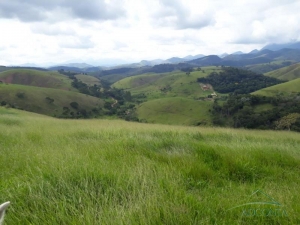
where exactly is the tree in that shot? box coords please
[275,113,300,131]
[16,92,25,99]
[70,102,79,109]
[45,97,54,104]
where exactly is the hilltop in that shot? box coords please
[0,69,75,90]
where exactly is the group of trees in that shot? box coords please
[211,94,300,131]
[197,67,284,94]
[57,69,138,121]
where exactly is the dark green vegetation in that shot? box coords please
[211,94,300,131]
[197,67,283,94]
[1,108,299,224]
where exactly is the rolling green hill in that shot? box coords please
[75,74,101,86]
[0,69,106,117]
[252,78,300,96]
[0,69,75,91]
[265,62,300,81]
[113,67,221,100]
[113,67,221,124]
[1,107,299,224]
[0,83,103,117]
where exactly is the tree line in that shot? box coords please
[197,67,284,94]
[211,94,300,131]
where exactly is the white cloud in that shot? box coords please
[0,0,299,66]
[0,0,126,22]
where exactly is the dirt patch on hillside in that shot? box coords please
[199,83,213,91]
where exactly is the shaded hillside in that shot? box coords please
[0,83,103,117]
[265,63,300,81]
[0,69,75,91]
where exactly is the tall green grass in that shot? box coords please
[0,107,299,224]
[137,97,212,125]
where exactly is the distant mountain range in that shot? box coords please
[262,41,300,51]
[9,41,300,76]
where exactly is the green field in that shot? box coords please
[137,97,212,125]
[75,74,101,86]
[265,63,300,81]
[0,107,299,224]
[252,78,300,96]
[0,69,75,91]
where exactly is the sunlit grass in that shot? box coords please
[0,107,299,224]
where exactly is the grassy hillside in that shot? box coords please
[113,67,221,124]
[265,62,300,81]
[0,107,299,224]
[137,97,212,125]
[0,69,75,91]
[0,83,103,116]
[75,74,101,86]
[246,61,293,74]
[252,78,300,96]
[113,67,221,100]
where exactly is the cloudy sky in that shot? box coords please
[0,0,299,66]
